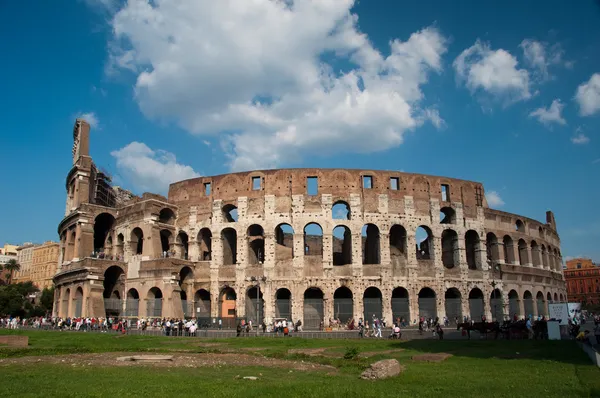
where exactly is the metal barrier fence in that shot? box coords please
[363,298,382,321]
[303,299,324,330]
[147,299,163,318]
[490,298,503,321]
[275,299,291,320]
[469,298,484,320]
[391,298,410,323]
[418,297,436,319]
[333,298,353,323]
[445,298,462,321]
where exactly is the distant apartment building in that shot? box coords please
[564,258,600,305]
[14,243,39,284]
[31,241,60,289]
[0,251,18,284]
[0,243,18,256]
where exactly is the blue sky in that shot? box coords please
[0,0,599,262]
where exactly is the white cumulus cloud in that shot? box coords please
[485,191,505,207]
[111,142,200,194]
[529,99,566,127]
[104,0,448,170]
[76,112,100,129]
[571,133,590,145]
[520,39,566,81]
[453,39,531,105]
[575,73,600,116]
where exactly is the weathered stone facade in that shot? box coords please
[53,119,567,327]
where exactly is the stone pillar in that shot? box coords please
[409,289,419,323]
[382,288,393,325]
[263,283,274,324]
[379,232,391,265]
[437,294,446,320]
[460,293,469,321]
[73,223,82,261]
[496,241,506,264]
[525,247,533,267]
[263,233,275,268]
[518,298,525,319]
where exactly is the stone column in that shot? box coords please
[73,223,82,261]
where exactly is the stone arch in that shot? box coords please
[468,288,484,321]
[490,289,503,321]
[530,240,541,268]
[222,204,238,222]
[160,229,173,255]
[441,229,459,269]
[247,224,265,265]
[416,226,434,260]
[198,228,212,261]
[418,287,437,319]
[518,239,529,265]
[515,219,525,233]
[553,292,558,302]
[103,265,125,300]
[546,291,552,303]
[179,266,194,317]
[363,286,383,321]
[275,223,294,262]
[389,225,407,266]
[303,287,324,330]
[391,287,410,323]
[508,289,520,318]
[158,208,176,224]
[116,233,125,258]
[503,235,515,264]
[73,287,84,318]
[333,286,353,323]
[147,287,163,318]
[130,228,144,255]
[194,289,211,318]
[62,288,70,316]
[465,230,481,270]
[125,288,139,317]
[536,291,546,317]
[221,228,237,265]
[275,288,292,319]
[486,232,499,263]
[303,223,323,257]
[559,293,564,302]
[245,285,264,324]
[523,290,534,317]
[332,201,351,220]
[219,287,236,319]
[332,225,352,266]
[440,207,456,224]
[444,288,462,322]
[176,231,189,260]
[362,224,380,264]
[93,213,115,253]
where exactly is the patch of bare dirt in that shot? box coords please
[411,353,452,363]
[0,352,337,374]
[287,348,342,358]
[359,349,405,358]
[239,347,268,352]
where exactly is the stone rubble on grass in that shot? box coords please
[360,359,403,380]
[243,376,258,380]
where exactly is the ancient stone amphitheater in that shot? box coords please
[53,119,567,328]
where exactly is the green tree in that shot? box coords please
[40,286,55,313]
[3,259,21,284]
[0,281,39,317]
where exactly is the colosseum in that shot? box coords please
[53,119,567,328]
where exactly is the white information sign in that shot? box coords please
[547,321,561,340]
[548,303,569,325]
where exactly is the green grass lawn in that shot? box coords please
[1,329,599,397]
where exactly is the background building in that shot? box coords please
[14,243,38,284]
[0,243,18,256]
[564,258,600,305]
[0,252,18,284]
[31,241,59,289]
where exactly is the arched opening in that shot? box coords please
[198,228,212,261]
[465,230,481,270]
[441,229,459,269]
[518,239,529,265]
[486,233,499,263]
[546,292,552,304]
[93,213,115,254]
[553,293,558,302]
[221,228,237,265]
[508,290,520,318]
[523,291,534,317]
[131,228,144,255]
[362,224,381,264]
[515,219,525,233]
[363,287,382,321]
[194,289,211,318]
[147,287,163,318]
[275,288,291,320]
[490,289,503,321]
[332,225,352,266]
[536,291,546,317]
[177,231,189,260]
[468,288,484,321]
[116,233,125,258]
[503,235,515,264]
[219,287,236,319]
[222,204,238,222]
[418,288,437,319]
[158,208,176,224]
[160,229,173,256]
[247,225,265,265]
[126,288,139,317]
[530,240,541,268]
[559,293,564,302]
[179,266,194,317]
[541,245,548,269]
[391,287,410,324]
[62,288,70,317]
[416,226,433,260]
[303,223,323,257]
[73,287,83,318]
[303,288,324,330]
[332,201,351,220]
[445,288,462,323]
[275,224,294,262]
[333,286,353,323]
[389,225,407,267]
[246,286,264,324]
[440,207,456,224]
[103,265,125,300]
[105,235,113,256]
